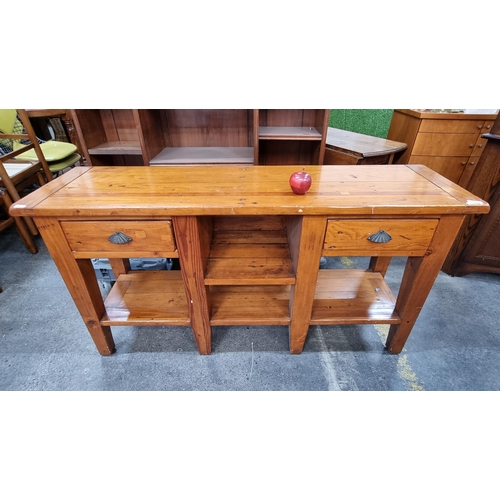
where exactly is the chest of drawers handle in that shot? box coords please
[367,230,393,243]
[108,231,133,244]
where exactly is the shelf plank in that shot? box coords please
[259,126,322,141]
[205,230,295,285]
[149,147,254,165]
[88,141,142,155]
[209,285,291,325]
[101,271,190,326]
[310,270,401,324]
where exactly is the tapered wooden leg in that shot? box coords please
[173,216,212,355]
[368,256,392,277]
[2,191,38,254]
[35,217,115,355]
[288,216,327,354]
[108,258,131,279]
[386,215,465,353]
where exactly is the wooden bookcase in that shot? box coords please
[71,109,330,167]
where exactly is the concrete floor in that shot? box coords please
[1,225,500,391]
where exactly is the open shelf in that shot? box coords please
[310,269,401,325]
[88,141,142,156]
[258,126,323,141]
[149,146,254,165]
[100,271,190,326]
[205,225,295,285]
[209,285,291,325]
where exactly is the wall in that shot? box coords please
[329,109,394,138]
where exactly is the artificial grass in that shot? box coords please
[329,110,394,139]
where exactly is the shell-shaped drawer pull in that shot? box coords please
[367,230,392,243]
[108,231,133,244]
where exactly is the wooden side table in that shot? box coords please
[324,127,407,165]
[10,164,489,356]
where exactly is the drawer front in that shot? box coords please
[408,155,468,184]
[419,119,484,134]
[61,220,176,256]
[413,132,479,156]
[323,219,438,256]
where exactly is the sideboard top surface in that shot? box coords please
[10,165,490,218]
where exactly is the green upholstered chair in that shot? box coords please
[0,109,81,176]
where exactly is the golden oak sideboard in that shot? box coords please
[10,164,489,355]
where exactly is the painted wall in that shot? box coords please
[329,109,394,139]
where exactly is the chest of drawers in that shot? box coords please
[387,109,498,186]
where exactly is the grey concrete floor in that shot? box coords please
[1,225,500,391]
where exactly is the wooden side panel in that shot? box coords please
[387,111,421,164]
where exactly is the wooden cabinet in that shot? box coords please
[387,109,497,185]
[71,109,329,167]
[441,114,500,277]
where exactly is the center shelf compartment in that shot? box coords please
[204,215,295,285]
[310,269,401,325]
[209,285,291,325]
[100,270,190,326]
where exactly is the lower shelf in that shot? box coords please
[88,141,142,155]
[101,271,190,326]
[209,285,291,325]
[98,268,400,328]
[310,269,401,325]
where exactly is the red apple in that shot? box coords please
[289,170,312,194]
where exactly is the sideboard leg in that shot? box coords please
[386,215,465,353]
[288,216,327,354]
[173,216,212,355]
[35,217,115,355]
[368,256,392,277]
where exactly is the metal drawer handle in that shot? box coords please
[108,231,133,244]
[367,230,392,243]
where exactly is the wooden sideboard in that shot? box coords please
[10,164,489,356]
[387,109,498,186]
[324,127,407,165]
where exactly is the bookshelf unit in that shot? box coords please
[71,109,330,167]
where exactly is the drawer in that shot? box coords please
[408,155,468,184]
[61,220,177,257]
[419,119,485,134]
[323,219,438,256]
[412,132,479,156]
